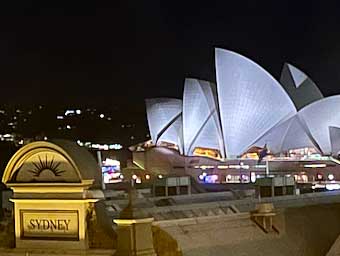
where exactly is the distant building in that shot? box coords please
[131,49,340,188]
[144,48,340,159]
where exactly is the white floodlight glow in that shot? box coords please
[65,110,75,116]
[250,172,256,183]
[326,184,340,191]
[328,174,335,181]
[104,158,120,166]
[304,164,326,168]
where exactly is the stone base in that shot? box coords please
[11,198,97,250]
[114,218,156,256]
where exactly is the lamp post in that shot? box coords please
[113,167,156,256]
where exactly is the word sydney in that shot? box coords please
[28,219,71,232]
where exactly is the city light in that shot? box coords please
[204,174,218,183]
[328,174,335,180]
[255,165,266,168]
[64,110,75,116]
[304,164,327,168]
[326,184,340,191]
[250,172,256,183]
[76,140,123,150]
[109,144,123,150]
[103,158,120,167]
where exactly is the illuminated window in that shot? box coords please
[225,175,241,183]
[193,147,221,160]
[288,147,318,159]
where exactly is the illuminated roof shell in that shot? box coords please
[330,126,340,156]
[215,48,296,157]
[144,49,340,159]
[145,98,183,153]
[182,78,225,157]
[253,115,316,154]
[298,95,340,155]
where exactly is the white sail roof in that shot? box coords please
[182,78,225,157]
[145,98,183,152]
[215,48,296,157]
[298,95,340,155]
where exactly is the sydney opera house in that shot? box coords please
[131,48,340,187]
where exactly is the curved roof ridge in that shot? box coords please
[215,48,296,157]
[280,63,323,110]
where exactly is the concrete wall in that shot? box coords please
[155,203,340,256]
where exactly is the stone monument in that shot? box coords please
[2,140,102,250]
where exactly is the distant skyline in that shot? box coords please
[0,1,340,106]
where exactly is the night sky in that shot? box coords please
[0,1,340,107]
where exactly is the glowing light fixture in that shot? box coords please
[317,173,323,180]
[64,110,75,116]
[204,174,218,183]
[326,184,340,190]
[304,164,326,168]
[250,172,256,183]
[328,174,335,181]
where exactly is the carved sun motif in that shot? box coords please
[29,154,65,177]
